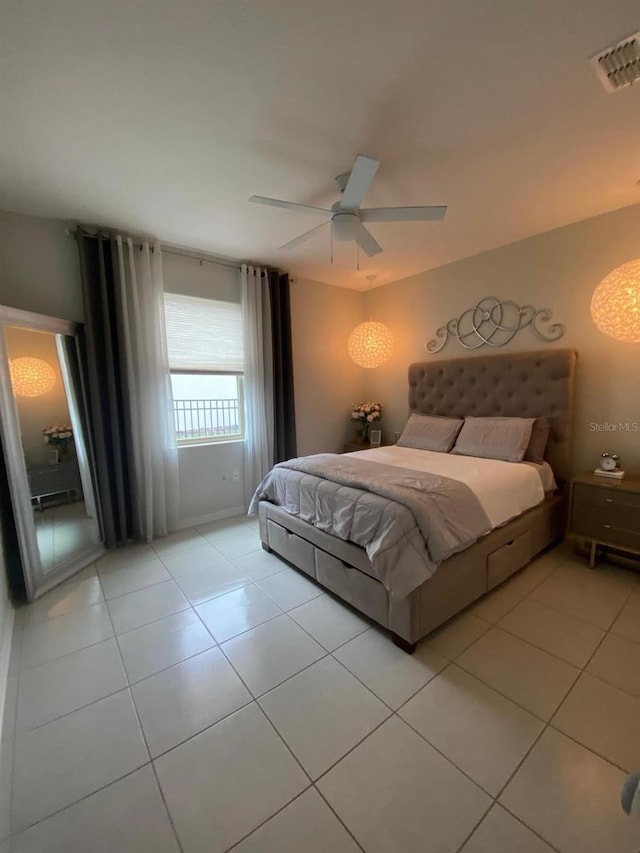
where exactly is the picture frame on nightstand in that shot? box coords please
[369,429,382,447]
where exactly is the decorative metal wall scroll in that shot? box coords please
[425,297,566,354]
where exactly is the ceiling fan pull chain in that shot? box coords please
[330,228,334,265]
[356,240,360,271]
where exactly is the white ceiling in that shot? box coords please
[1,0,639,289]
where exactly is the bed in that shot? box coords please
[255,349,577,652]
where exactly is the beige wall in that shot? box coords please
[0,210,82,322]
[290,277,367,456]
[366,203,640,474]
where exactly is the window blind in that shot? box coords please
[164,293,243,373]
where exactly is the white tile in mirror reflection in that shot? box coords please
[196,584,281,643]
[20,603,113,670]
[132,647,251,757]
[118,610,215,683]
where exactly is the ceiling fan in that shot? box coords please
[249,154,447,257]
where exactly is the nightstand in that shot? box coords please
[568,473,640,568]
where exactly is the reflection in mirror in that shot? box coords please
[4,326,102,573]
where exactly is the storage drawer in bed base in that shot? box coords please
[259,495,564,646]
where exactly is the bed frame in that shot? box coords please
[259,349,577,652]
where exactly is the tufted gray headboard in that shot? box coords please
[408,349,577,485]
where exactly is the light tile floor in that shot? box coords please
[2,518,640,852]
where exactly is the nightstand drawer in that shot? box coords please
[572,505,640,552]
[573,482,640,510]
[572,501,638,533]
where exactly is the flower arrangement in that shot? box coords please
[351,402,383,441]
[42,424,73,446]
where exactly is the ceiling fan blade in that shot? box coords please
[279,221,329,250]
[360,205,448,222]
[339,155,380,211]
[356,224,383,257]
[249,196,332,216]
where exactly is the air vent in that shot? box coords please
[591,32,640,93]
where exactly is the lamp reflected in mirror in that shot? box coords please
[9,357,56,397]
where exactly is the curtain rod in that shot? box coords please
[65,228,242,271]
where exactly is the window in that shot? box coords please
[164,292,244,444]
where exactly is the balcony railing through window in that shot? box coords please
[173,398,241,441]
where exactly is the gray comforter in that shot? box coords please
[250,454,491,598]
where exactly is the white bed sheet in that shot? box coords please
[345,445,549,530]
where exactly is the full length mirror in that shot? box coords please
[0,307,104,599]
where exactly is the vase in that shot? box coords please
[353,423,369,444]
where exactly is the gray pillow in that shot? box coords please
[524,417,551,465]
[451,416,535,463]
[397,413,464,453]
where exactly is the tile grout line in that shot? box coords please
[97,570,186,853]
[9,535,638,849]
[207,610,373,852]
[475,578,638,850]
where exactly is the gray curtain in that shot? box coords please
[77,229,178,547]
[77,231,131,547]
[266,270,297,462]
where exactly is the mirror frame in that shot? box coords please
[0,305,105,599]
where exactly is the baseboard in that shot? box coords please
[0,604,15,744]
[174,506,247,530]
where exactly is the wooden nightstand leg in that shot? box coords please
[589,540,598,569]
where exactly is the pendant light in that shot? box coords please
[591,259,640,343]
[9,357,56,397]
[347,275,395,368]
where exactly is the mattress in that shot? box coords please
[343,445,550,529]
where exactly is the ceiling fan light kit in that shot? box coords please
[249,153,447,262]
